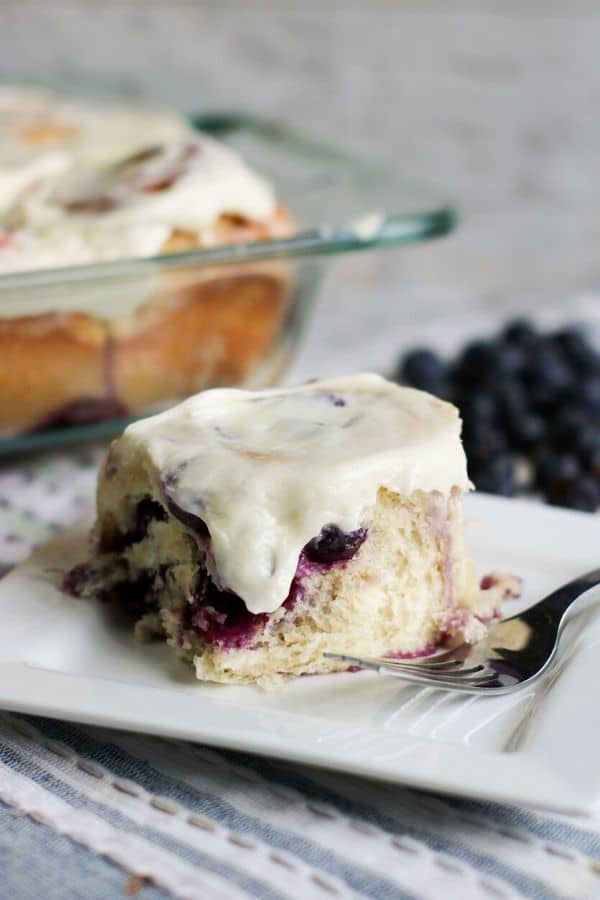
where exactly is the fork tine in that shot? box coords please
[376,659,512,684]
[324,652,485,678]
[370,660,485,677]
[364,667,493,691]
[375,667,503,691]
[384,658,464,670]
[324,568,600,695]
[324,653,504,690]
[385,666,492,682]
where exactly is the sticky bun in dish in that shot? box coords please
[0,88,294,436]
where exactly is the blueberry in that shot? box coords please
[524,382,554,414]
[507,412,547,451]
[552,326,584,354]
[194,572,247,620]
[534,451,581,491]
[495,380,528,427]
[453,338,529,388]
[463,422,507,464]
[137,497,167,529]
[502,318,538,346]
[109,570,157,619]
[580,442,600,478]
[496,341,527,379]
[453,341,498,385]
[433,381,456,402]
[523,346,573,397]
[469,455,517,496]
[552,327,600,375]
[575,426,600,467]
[545,474,600,512]
[303,525,367,564]
[549,408,591,453]
[165,496,210,541]
[457,391,498,427]
[559,380,600,418]
[63,562,92,596]
[398,348,447,394]
[578,376,600,414]
[184,567,268,650]
[397,319,598,509]
[523,356,573,414]
[324,393,346,407]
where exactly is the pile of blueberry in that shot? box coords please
[394,318,600,511]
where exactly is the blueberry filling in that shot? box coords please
[321,392,346,407]
[127,498,168,544]
[105,570,158,620]
[181,570,268,650]
[63,563,159,621]
[179,523,368,651]
[303,525,367,564]
[161,461,189,491]
[98,496,168,553]
[163,494,210,542]
[70,493,368,653]
[62,562,93,596]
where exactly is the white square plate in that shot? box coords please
[0,493,598,815]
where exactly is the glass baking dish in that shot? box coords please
[0,111,456,455]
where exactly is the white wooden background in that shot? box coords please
[2,1,599,378]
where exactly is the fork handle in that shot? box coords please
[541,567,600,621]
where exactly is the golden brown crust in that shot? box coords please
[0,207,294,436]
[17,121,80,145]
[113,266,289,410]
[161,205,293,252]
[0,313,106,435]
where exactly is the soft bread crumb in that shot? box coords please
[94,470,486,683]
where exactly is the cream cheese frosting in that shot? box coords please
[118,374,471,615]
[0,85,191,215]
[0,87,277,277]
[20,137,276,241]
[0,152,71,217]
[0,85,190,161]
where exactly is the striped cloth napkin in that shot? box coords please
[0,449,599,900]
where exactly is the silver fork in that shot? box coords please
[325,568,600,695]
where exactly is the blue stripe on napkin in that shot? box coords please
[0,799,170,900]
[0,739,286,900]
[26,716,417,900]
[443,795,600,858]
[200,745,568,900]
